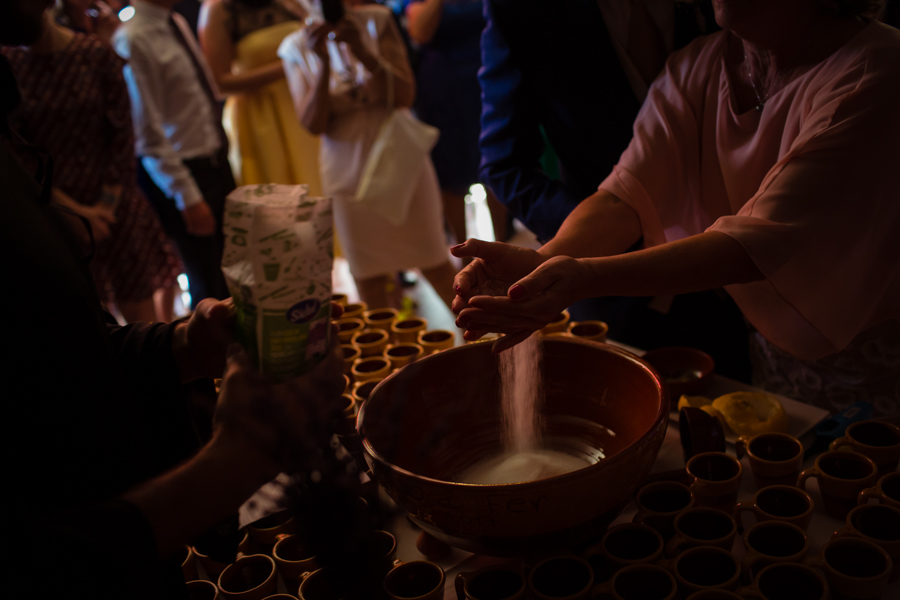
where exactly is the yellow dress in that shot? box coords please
[223,20,322,194]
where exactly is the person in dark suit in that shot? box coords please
[477,0,754,382]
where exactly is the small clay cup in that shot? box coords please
[830,420,900,477]
[803,537,893,600]
[858,471,900,509]
[680,407,727,462]
[178,544,198,582]
[351,356,391,382]
[567,320,608,342]
[417,329,455,354]
[540,310,570,335]
[186,580,220,600]
[736,563,828,600]
[273,534,319,586]
[343,374,351,394]
[835,504,900,581]
[218,554,278,600]
[735,432,803,490]
[584,523,665,571]
[686,452,743,514]
[734,485,815,533]
[336,318,366,344]
[591,564,677,600]
[798,451,878,520]
[298,568,341,600]
[247,510,295,545]
[383,343,423,370]
[352,329,390,358]
[366,530,398,576]
[664,546,741,595]
[632,481,695,541]
[740,520,809,584]
[342,302,367,320]
[527,555,594,600]
[192,546,229,578]
[383,560,445,600]
[352,380,380,405]
[342,344,361,375]
[642,347,714,397]
[364,308,399,333]
[455,565,526,600]
[391,317,428,344]
[331,293,348,306]
[666,507,737,557]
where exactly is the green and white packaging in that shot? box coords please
[222,184,334,382]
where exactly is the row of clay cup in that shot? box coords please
[538,310,610,342]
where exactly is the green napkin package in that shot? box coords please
[222,185,334,381]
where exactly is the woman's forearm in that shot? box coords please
[354,48,415,108]
[541,189,644,260]
[406,0,444,45]
[299,61,332,135]
[579,231,764,300]
[215,61,286,95]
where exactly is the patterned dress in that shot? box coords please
[3,34,183,304]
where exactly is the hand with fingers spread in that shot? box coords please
[450,238,546,314]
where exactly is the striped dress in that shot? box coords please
[3,34,183,304]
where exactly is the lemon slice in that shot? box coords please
[711,391,788,437]
[677,395,713,411]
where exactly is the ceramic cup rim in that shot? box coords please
[845,503,900,541]
[820,537,893,581]
[218,553,276,594]
[744,433,803,465]
[673,546,740,588]
[843,420,900,449]
[743,519,809,557]
[753,563,827,599]
[364,308,399,323]
[459,564,526,597]
[750,484,814,520]
[383,560,445,599]
[635,481,695,515]
[815,451,878,483]
[687,451,743,485]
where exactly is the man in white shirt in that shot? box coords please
[113,0,233,307]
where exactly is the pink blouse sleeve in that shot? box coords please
[710,43,900,360]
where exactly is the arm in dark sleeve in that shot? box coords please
[477,0,581,242]
[106,317,185,395]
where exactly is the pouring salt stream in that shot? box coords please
[456,334,593,484]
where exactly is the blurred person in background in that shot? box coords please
[3,7,183,322]
[114,0,235,309]
[55,0,123,44]
[280,0,458,310]
[198,0,323,192]
[406,0,507,247]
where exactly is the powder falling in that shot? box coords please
[499,333,543,452]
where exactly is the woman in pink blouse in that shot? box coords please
[451,0,900,416]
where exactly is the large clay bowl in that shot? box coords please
[358,337,669,556]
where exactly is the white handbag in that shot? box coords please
[354,63,439,226]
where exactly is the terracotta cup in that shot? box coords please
[540,310,570,335]
[734,485,815,533]
[686,452,743,514]
[830,420,900,477]
[527,556,594,600]
[583,523,665,576]
[666,507,737,557]
[736,563,828,600]
[567,320,609,342]
[685,591,743,600]
[384,343,424,370]
[186,580,220,600]
[247,510,295,545]
[351,356,391,382]
[343,374,351,394]
[665,546,741,596]
[455,565,526,600]
[803,537,893,600]
[178,545,198,582]
[366,530,399,576]
[342,302,367,320]
[342,344,361,375]
[352,380,380,405]
[391,317,428,344]
[836,504,900,582]
[591,564,677,600]
[740,520,809,584]
[383,560,445,600]
[218,554,278,600]
[858,471,900,509]
[191,546,229,578]
[298,568,341,600]
[798,450,878,520]
[632,481,695,542]
[352,329,390,358]
[417,330,455,355]
[272,534,318,586]
[238,529,264,557]
[364,308,399,333]
[734,432,803,490]
[331,293,348,306]
[336,318,366,344]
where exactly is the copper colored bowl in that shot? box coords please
[359,337,669,556]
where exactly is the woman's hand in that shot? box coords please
[306,21,333,59]
[454,248,588,352]
[76,202,117,242]
[332,17,367,59]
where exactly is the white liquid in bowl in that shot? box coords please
[456,449,590,484]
